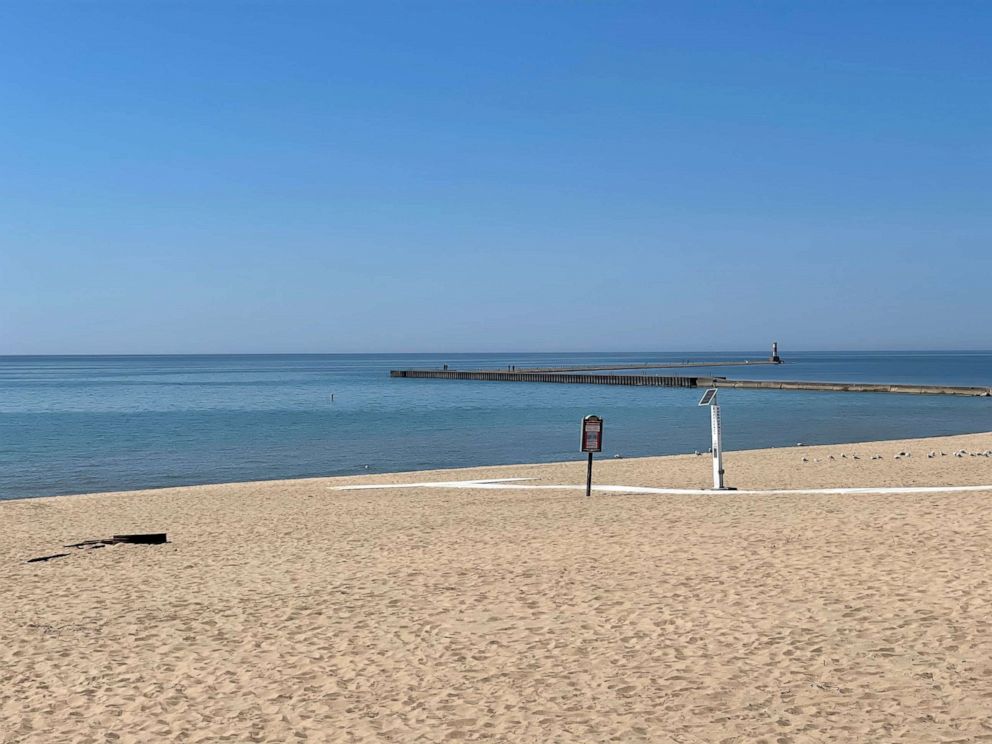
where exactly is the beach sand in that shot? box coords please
[2,432,992,743]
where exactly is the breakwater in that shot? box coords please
[390,369,991,397]
[390,370,696,387]
[499,360,779,373]
[702,378,991,397]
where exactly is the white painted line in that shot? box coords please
[334,478,539,491]
[331,478,992,497]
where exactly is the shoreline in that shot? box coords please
[3,430,992,742]
[4,429,992,505]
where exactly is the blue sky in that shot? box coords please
[1,1,989,353]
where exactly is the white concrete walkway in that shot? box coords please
[332,477,992,497]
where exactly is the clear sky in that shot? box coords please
[1,1,989,354]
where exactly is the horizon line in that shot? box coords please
[2,349,991,358]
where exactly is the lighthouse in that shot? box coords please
[770,342,781,363]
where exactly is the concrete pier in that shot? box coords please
[702,377,992,397]
[494,360,778,373]
[390,369,991,397]
[391,370,696,387]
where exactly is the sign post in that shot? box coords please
[580,415,603,497]
[698,389,733,490]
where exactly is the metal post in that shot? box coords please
[711,403,724,489]
[586,452,593,497]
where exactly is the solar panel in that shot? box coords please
[698,388,718,406]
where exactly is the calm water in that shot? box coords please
[1,352,990,500]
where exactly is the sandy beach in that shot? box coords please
[2,431,992,743]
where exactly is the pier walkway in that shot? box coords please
[390,369,991,397]
[494,360,778,373]
[391,369,696,387]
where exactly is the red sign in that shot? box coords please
[581,415,603,453]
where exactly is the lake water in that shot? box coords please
[1,352,989,499]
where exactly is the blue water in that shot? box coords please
[1,352,989,500]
